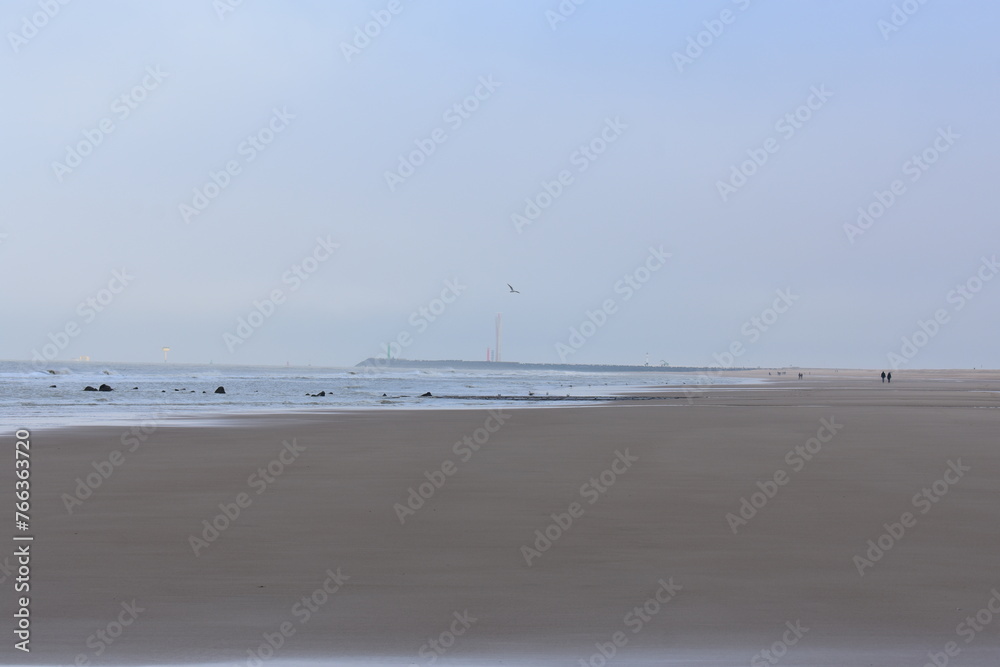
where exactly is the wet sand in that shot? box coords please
[4,370,1000,665]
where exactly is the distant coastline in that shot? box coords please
[355,358,753,373]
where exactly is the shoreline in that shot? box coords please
[11,366,1000,433]
[5,374,765,433]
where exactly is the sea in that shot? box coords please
[0,360,750,430]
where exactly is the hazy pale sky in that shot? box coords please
[3,0,998,369]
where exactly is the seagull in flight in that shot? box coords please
[507,283,520,294]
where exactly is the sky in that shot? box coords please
[2,0,999,369]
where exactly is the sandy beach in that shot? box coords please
[5,370,1000,665]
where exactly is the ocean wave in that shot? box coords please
[0,368,75,378]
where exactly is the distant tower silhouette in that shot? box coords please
[495,314,502,363]
[162,347,170,362]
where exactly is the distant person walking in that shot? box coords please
[881,371,886,383]
[887,372,892,383]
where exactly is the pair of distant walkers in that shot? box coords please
[881,371,892,383]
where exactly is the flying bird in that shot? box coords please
[507,284,520,294]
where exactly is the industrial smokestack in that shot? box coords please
[495,313,502,363]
